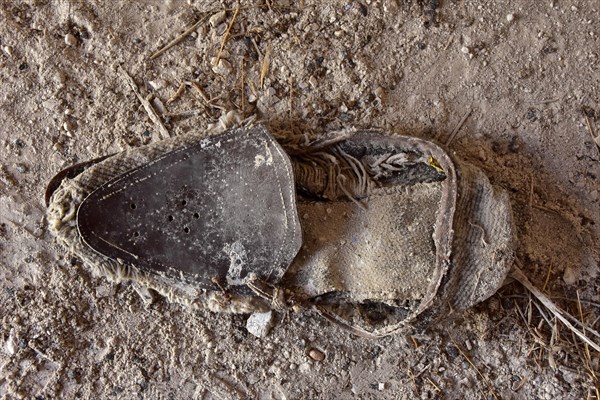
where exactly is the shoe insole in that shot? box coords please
[285,181,442,302]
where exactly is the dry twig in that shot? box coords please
[240,58,245,115]
[449,338,499,400]
[118,66,170,140]
[167,82,187,105]
[425,377,441,392]
[149,12,214,60]
[445,108,472,145]
[410,336,420,349]
[288,76,294,117]
[583,112,600,151]
[187,81,211,104]
[576,291,599,385]
[215,6,240,66]
[260,44,272,88]
[511,262,600,353]
[542,262,552,292]
[163,109,204,118]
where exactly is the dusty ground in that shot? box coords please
[1,0,599,399]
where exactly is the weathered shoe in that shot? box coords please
[46,125,515,337]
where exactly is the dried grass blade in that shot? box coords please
[512,263,600,353]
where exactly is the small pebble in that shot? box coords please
[4,330,16,355]
[63,120,77,132]
[65,33,78,46]
[215,23,227,36]
[563,266,578,285]
[461,46,470,54]
[246,311,274,338]
[55,71,67,84]
[506,13,515,22]
[374,86,386,100]
[308,348,325,362]
[196,25,207,39]
[298,362,311,373]
[151,98,167,115]
[209,10,226,28]
[477,148,488,162]
[96,285,111,299]
[148,79,167,91]
[211,58,233,75]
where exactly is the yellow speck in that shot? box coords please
[428,156,444,173]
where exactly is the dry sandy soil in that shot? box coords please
[1,0,599,399]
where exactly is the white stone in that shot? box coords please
[4,329,16,355]
[209,11,226,28]
[246,311,274,338]
[211,58,233,75]
[148,79,167,91]
[506,13,515,22]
